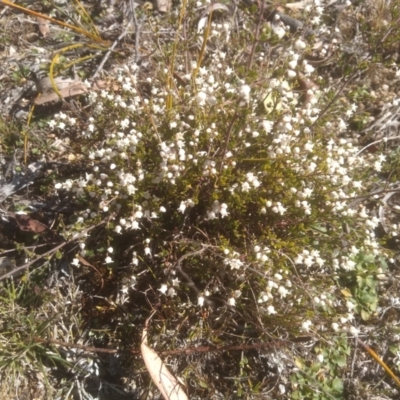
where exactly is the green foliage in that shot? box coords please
[339,253,387,321]
[291,336,350,400]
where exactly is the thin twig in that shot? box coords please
[355,135,400,157]
[92,27,131,79]
[174,247,213,305]
[92,1,139,81]
[350,337,358,379]
[311,70,360,127]
[131,0,142,64]
[218,113,238,174]
[34,336,305,356]
[247,0,265,69]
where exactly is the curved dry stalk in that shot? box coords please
[0,0,109,44]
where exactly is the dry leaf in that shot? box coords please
[37,16,50,37]
[34,77,120,105]
[284,1,311,12]
[141,320,188,400]
[156,0,171,13]
[13,213,49,234]
[35,77,88,105]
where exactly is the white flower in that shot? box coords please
[331,322,339,331]
[301,320,312,332]
[260,120,273,133]
[294,39,306,50]
[303,61,314,74]
[317,354,324,363]
[71,258,80,266]
[171,278,180,286]
[304,141,314,152]
[239,84,251,102]
[167,288,177,297]
[220,203,229,218]
[228,297,236,306]
[120,118,130,129]
[158,284,168,294]
[105,256,113,264]
[196,91,207,106]
[278,286,289,298]
[346,300,356,311]
[198,296,205,306]
[178,201,187,213]
[227,258,243,270]
[267,305,276,314]
[349,326,359,337]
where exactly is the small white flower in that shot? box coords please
[228,297,236,306]
[167,288,177,297]
[196,91,207,106]
[120,118,130,129]
[220,203,229,218]
[278,286,289,298]
[239,84,251,102]
[171,278,180,286]
[349,326,359,337]
[294,39,306,50]
[267,305,276,315]
[303,62,315,74]
[71,258,80,266]
[198,296,205,306]
[178,201,187,213]
[228,258,243,270]
[158,284,168,294]
[301,320,312,332]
